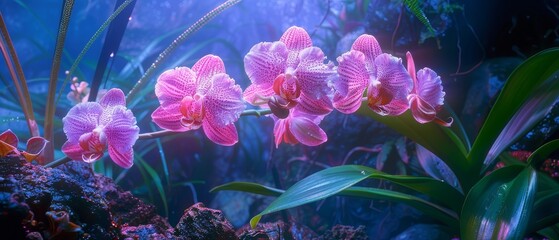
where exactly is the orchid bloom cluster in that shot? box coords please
[61,26,450,168]
[62,88,139,168]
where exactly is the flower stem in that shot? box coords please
[44,156,71,168]
[138,108,272,140]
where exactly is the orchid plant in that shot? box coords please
[2,0,559,239]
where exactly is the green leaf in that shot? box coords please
[527,139,559,168]
[210,182,284,197]
[529,173,559,233]
[136,155,168,217]
[249,165,374,228]
[530,189,559,232]
[249,165,464,227]
[214,181,460,230]
[538,224,559,239]
[357,107,469,188]
[376,140,394,170]
[341,187,459,230]
[403,0,436,37]
[461,165,538,239]
[469,48,559,173]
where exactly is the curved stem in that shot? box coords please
[44,0,75,164]
[138,108,272,140]
[126,0,241,106]
[44,156,71,168]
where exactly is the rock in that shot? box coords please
[391,224,451,240]
[0,192,30,239]
[121,224,175,239]
[237,220,318,240]
[0,156,173,239]
[175,202,238,240]
[318,225,368,240]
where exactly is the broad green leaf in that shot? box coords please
[357,107,470,188]
[530,189,559,232]
[461,165,538,239]
[249,165,375,228]
[537,224,559,239]
[376,140,394,170]
[250,165,464,227]
[527,139,559,167]
[469,48,559,174]
[340,187,459,230]
[416,144,461,193]
[483,74,559,167]
[210,182,284,197]
[530,173,559,233]
[213,182,459,230]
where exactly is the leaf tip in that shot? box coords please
[249,215,262,229]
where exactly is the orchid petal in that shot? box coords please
[296,47,335,98]
[333,50,369,114]
[416,68,445,108]
[409,94,437,124]
[279,26,312,52]
[108,144,134,168]
[192,54,226,93]
[104,107,139,157]
[22,137,49,162]
[63,102,103,143]
[204,73,245,127]
[289,116,327,146]
[202,121,238,146]
[154,67,197,110]
[298,93,333,116]
[368,53,412,116]
[406,52,417,85]
[243,83,275,106]
[98,88,126,108]
[151,106,189,132]
[244,41,288,87]
[273,118,286,148]
[61,141,85,161]
[0,129,19,147]
[352,34,383,70]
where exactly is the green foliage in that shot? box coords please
[125,0,241,104]
[215,47,559,238]
[402,0,436,38]
[461,166,537,239]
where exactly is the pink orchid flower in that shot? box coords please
[0,129,48,162]
[151,55,245,146]
[333,34,413,116]
[243,26,335,118]
[61,88,139,168]
[67,80,108,105]
[405,52,452,126]
[272,107,327,147]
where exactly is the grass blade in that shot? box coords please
[125,0,241,105]
[43,0,75,163]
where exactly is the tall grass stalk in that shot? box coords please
[44,0,75,163]
[125,0,241,105]
[54,0,136,106]
[0,13,39,137]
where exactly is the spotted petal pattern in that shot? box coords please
[406,52,450,126]
[152,55,244,146]
[243,26,335,131]
[367,53,413,116]
[62,88,139,168]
